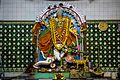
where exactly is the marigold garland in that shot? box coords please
[50,17,71,50]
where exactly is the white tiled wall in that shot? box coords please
[0,0,120,20]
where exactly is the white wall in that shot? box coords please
[0,0,120,20]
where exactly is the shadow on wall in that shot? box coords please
[25,0,34,1]
[0,0,1,5]
[88,0,95,3]
[46,0,81,1]
[11,0,95,2]
[45,0,80,1]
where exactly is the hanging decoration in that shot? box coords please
[50,17,71,50]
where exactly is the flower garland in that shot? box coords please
[50,17,71,50]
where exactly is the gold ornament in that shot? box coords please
[98,22,108,31]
